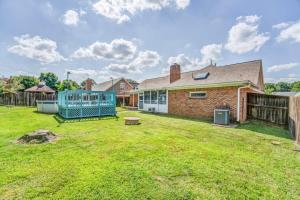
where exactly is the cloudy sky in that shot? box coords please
[0,0,300,83]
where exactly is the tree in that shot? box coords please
[13,75,39,91]
[291,81,300,92]
[264,83,276,94]
[39,72,59,90]
[3,78,24,93]
[275,82,292,92]
[57,80,80,91]
[80,78,96,89]
[0,79,4,93]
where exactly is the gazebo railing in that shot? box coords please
[58,90,116,119]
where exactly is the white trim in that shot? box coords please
[166,90,169,113]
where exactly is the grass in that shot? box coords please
[0,106,299,199]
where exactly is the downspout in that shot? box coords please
[237,85,250,122]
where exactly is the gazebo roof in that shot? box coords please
[25,82,55,93]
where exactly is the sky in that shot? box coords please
[0,0,300,84]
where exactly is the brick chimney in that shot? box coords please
[170,63,181,83]
[85,78,93,90]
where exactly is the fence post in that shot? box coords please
[289,96,300,143]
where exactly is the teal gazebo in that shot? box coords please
[58,90,116,119]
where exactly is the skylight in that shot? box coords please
[193,72,209,80]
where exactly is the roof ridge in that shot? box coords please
[221,59,262,67]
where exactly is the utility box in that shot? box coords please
[214,109,230,125]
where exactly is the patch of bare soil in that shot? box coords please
[17,130,57,144]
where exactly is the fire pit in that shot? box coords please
[124,117,141,125]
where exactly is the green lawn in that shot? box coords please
[0,106,299,200]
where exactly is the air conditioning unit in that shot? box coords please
[214,109,230,125]
[148,107,155,112]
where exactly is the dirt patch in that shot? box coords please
[17,130,57,144]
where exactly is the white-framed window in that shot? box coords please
[189,91,207,99]
[144,91,150,104]
[120,82,125,90]
[158,90,166,104]
[151,91,158,104]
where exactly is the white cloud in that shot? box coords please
[265,74,299,83]
[276,21,300,43]
[167,43,223,71]
[225,15,270,54]
[267,62,299,73]
[66,68,108,82]
[72,39,137,61]
[92,0,191,24]
[79,9,87,16]
[167,54,200,71]
[63,10,80,26]
[200,43,223,65]
[236,15,260,23]
[8,35,65,64]
[176,0,190,9]
[279,78,298,82]
[272,22,290,29]
[106,50,161,74]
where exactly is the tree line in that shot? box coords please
[265,81,300,94]
[0,72,95,94]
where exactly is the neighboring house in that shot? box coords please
[272,92,300,97]
[92,78,138,107]
[138,60,265,122]
[25,82,55,94]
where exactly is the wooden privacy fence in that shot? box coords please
[0,92,57,106]
[289,96,300,144]
[247,93,289,126]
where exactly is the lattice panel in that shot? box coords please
[58,107,67,118]
[100,106,116,116]
[82,106,100,117]
[67,108,81,118]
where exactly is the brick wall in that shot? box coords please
[168,87,258,122]
[107,79,133,95]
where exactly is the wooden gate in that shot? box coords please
[247,93,289,126]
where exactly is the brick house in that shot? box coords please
[138,60,264,122]
[91,78,138,107]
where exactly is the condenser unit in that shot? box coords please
[214,109,230,125]
[148,107,155,112]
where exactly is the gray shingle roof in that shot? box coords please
[25,82,55,93]
[93,78,121,91]
[93,78,139,91]
[139,60,263,90]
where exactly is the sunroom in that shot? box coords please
[138,90,168,113]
